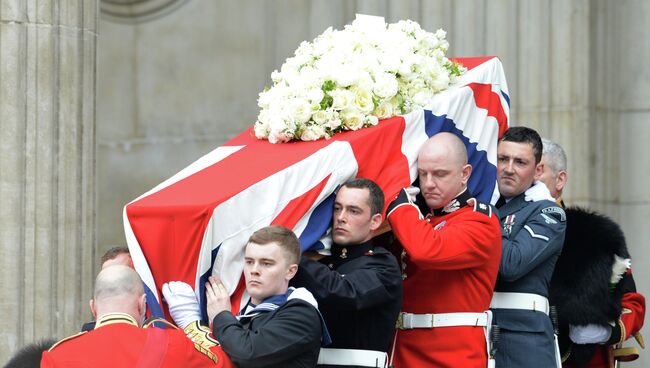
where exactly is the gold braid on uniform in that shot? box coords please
[142,317,178,329]
[184,320,221,363]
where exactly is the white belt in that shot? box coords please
[396,312,489,329]
[317,348,387,367]
[490,292,550,315]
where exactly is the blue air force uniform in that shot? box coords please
[492,193,566,368]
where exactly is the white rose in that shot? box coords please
[341,109,365,130]
[324,114,342,130]
[352,87,375,114]
[373,100,394,119]
[330,89,354,111]
[373,73,399,98]
[289,98,313,124]
[365,115,379,127]
[315,108,342,130]
[311,110,327,125]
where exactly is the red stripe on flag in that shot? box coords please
[341,116,412,213]
[271,174,332,229]
[230,274,246,314]
[451,56,496,71]
[467,83,509,137]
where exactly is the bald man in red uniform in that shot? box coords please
[387,132,502,367]
[41,265,232,368]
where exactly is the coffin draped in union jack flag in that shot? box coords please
[123,56,510,320]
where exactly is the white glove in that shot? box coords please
[404,186,421,202]
[162,281,201,329]
[524,181,555,202]
[569,323,612,344]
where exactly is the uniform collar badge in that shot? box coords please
[432,189,472,216]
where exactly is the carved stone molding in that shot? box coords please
[100,0,190,23]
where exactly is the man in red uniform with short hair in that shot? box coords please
[41,265,232,368]
[387,132,502,367]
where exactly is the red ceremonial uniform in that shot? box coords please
[41,313,233,368]
[388,193,502,368]
[564,287,646,368]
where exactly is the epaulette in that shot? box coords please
[48,331,87,351]
[184,321,220,363]
[468,198,493,218]
[143,317,178,329]
[184,320,220,347]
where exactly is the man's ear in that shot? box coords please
[89,299,97,319]
[461,164,472,186]
[534,162,544,180]
[286,263,298,281]
[369,213,383,231]
[137,294,147,325]
[556,170,568,193]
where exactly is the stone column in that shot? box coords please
[590,2,650,367]
[0,0,97,360]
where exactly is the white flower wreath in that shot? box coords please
[254,16,465,143]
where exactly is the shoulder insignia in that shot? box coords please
[194,343,219,363]
[540,213,557,224]
[48,331,87,351]
[469,198,492,218]
[542,206,566,222]
[143,317,178,329]
[183,321,219,348]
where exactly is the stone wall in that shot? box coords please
[0,0,97,360]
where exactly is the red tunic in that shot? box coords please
[388,200,502,368]
[564,290,646,368]
[41,313,233,368]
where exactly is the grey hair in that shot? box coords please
[541,138,567,173]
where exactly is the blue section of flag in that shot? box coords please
[199,245,221,323]
[299,192,336,252]
[501,91,510,107]
[423,110,496,203]
[145,284,164,319]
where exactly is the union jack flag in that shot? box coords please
[123,56,510,320]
